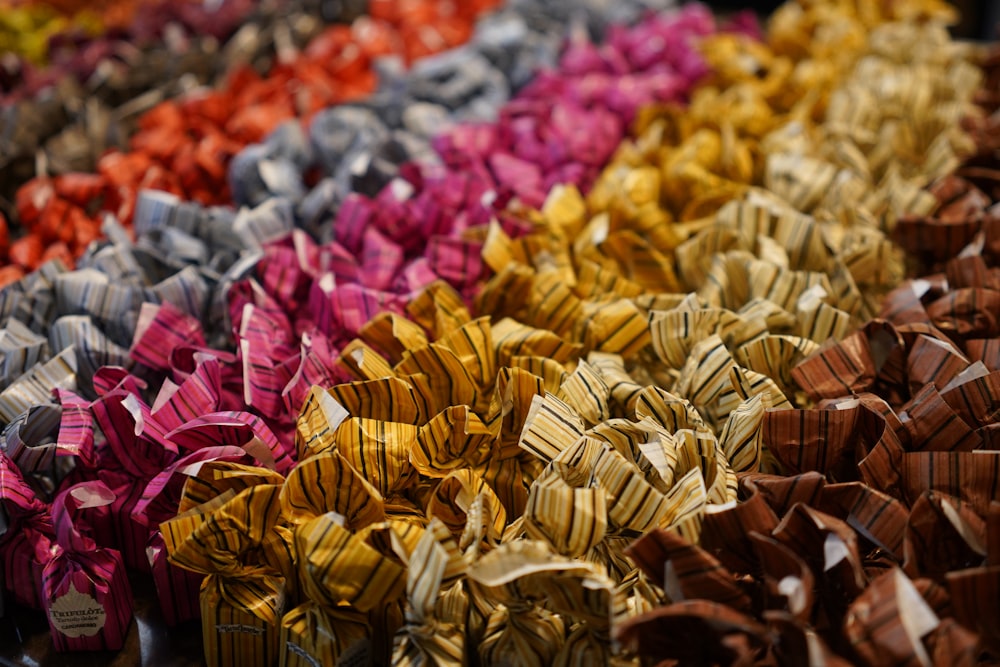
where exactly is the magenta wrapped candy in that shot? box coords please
[42,481,133,652]
[0,452,54,610]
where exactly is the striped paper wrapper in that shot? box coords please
[94,469,152,574]
[42,481,134,652]
[199,573,287,667]
[0,451,54,609]
[161,484,287,667]
[0,528,51,610]
[147,532,202,627]
[278,603,370,667]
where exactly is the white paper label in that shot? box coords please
[49,583,107,638]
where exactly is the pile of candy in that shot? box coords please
[1,0,999,665]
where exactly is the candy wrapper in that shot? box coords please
[279,511,406,667]
[0,451,53,610]
[41,480,133,652]
[467,539,624,666]
[390,526,467,666]
[161,484,287,667]
[133,446,252,625]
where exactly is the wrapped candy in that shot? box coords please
[41,480,133,651]
[390,526,467,665]
[132,446,252,625]
[467,540,624,666]
[278,511,406,667]
[0,451,53,610]
[161,484,287,667]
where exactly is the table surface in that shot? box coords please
[0,574,205,667]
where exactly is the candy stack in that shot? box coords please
[0,0,998,665]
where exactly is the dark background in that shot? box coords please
[700,0,1000,40]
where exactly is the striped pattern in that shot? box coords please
[588,352,644,414]
[650,308,767,370]
[925,287,1000,340]
[764,405,869,477]
[0,260,63,332]
[53,388,96,467]
[391,528,465,666]
[43,481,133,652]
[626,528,752,610]
[718,394,766,473]
[556,361,610,427]
[672,429,738,505]
[0,319,46,388]
[823,481,908,560]
[162,485,286,667]
[899,384,982,452]
[900,451,1000,516]
[904,491,986,579]
[748,531,815,620]
[412,406,493,477]
[588,418,675,491]
[332,340,396,382]
[333,417,417,497]
[699,489,780,575]
[739,471,826,518]
[467,541,587,666]
[148,532,204,626]
[733,335,818,396]
[633,386,709,434]
[0,452,54,610]
[576,298,652,359]
[279,452,385,530]
[657,468,708,544]
[947,566,1000,654]
[176,463,285,515]
[772,503,867,596]
[198,573,286,667]
[405,281,471,339]
[0,346,76,423]
[279,603,370,667]
[844,569,941,667]
[328,377,427,425]
[716,197,829,271]
[42,548,134,652]
[129,301,207,371]
[791,329,876,401]
[1,403,61,474]
[940,369,1000,428]
[492,318,583,369]
[295,386,352,460]
[296,514,406,612]
[426,469,507,551]
[796,295,851,344]
[524,481,607,559]
[518,394,586,464]
[358,312,429,365]
[92,468,155,573]
[905,334,971,392]
[509,355,567,393]
[395,342,480,412]
[588,439,674,533]
[165,411,293,475]
[149,357,224,433]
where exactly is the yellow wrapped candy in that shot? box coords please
[162,485,287,667]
